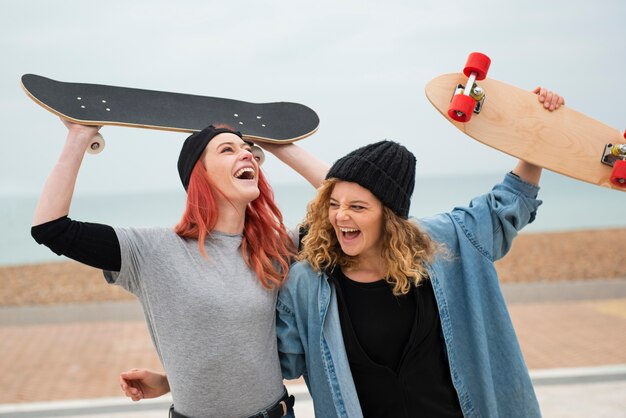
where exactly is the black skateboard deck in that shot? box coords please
[21,74,319,143]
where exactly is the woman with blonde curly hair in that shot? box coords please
[299,174,438,296]
[278,85,563,418]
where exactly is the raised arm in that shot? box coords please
[511,87,565,185]
[30,120,122,272]
[32,120,101,225]
[259,142,330,189]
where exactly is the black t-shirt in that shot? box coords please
[330,267,463,417]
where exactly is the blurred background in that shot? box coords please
[1,1,625,417]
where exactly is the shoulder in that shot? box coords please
[286,261,322,283]
[114,226,176,238]
[279,261,326,312]
[114,227,187,250]
[281,261,326,294]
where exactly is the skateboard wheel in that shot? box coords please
[251,145,265,165]
[448,94,476,122]
[610,160,626,187]
[463,52,491,81]
[86,133,105,155]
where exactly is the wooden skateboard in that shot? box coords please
[21,74,319,156]
[425,52,626,192]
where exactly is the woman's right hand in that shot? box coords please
[32,119,103,225]
[119,368,170,401]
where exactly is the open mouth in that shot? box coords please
[340,227,361,240]
[234,167,255,180]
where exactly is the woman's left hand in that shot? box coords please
[532,87,565,111]
[119,368,170,401]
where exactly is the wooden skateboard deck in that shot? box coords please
[21,74,319,144]
[426,72,626,192]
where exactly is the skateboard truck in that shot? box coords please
[448,52,491,123]
[452,83,486,115]
[602,142,626,186]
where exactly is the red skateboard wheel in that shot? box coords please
[448,94,476,122]
[610,159,626,187]
[463,52,491,81]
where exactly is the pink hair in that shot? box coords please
[174,153,295,288]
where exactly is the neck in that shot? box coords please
[343,256,386,283]
[213,199,247,235]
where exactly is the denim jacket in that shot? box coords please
[277,173,543,418]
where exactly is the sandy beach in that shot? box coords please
[1,227,625,306]
[495,227,626,283]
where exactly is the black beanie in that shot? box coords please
[177,125,243,191]
[325,140,416,218]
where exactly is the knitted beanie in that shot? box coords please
[325,140,416,218]
[177,125,242,191]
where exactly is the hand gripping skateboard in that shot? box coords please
[21,74,319,160]
[425,52,626,191]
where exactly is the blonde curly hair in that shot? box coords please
[298,178,439,295]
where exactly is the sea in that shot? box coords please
[1,171,624,266]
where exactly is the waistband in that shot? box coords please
[169,388,295,418]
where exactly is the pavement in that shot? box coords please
[1,278,625,418]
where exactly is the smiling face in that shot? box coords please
[328,181,385,262]
[201,132,260,206]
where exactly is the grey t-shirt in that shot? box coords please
[104,227,284,418]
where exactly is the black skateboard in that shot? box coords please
[21,74,319,154]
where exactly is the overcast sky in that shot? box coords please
[1,0,625,195]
